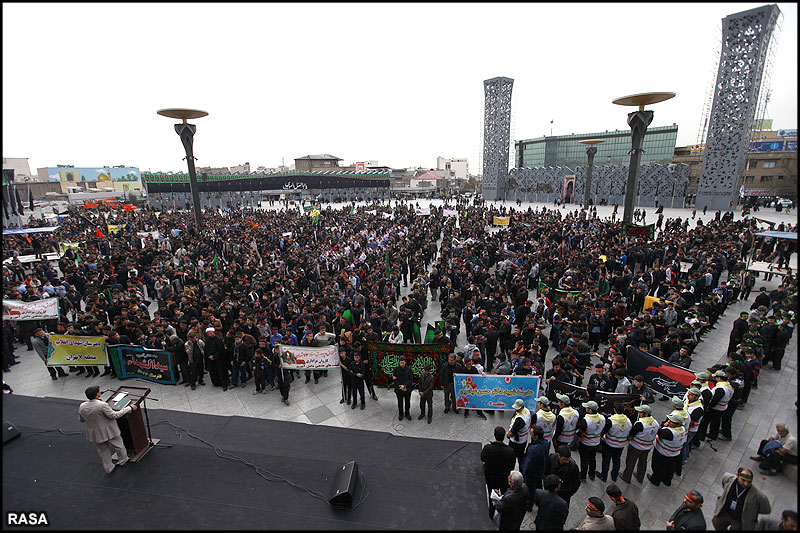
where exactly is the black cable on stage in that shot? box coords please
[149,420,369,511]
[15,428,84,441]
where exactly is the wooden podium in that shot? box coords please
[105,385,159,463]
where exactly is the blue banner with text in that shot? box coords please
[453,374,541,410]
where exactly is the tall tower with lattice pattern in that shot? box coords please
[481,77,514,201]
[695,4,781,211]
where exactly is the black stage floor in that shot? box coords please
[2,395,493,530]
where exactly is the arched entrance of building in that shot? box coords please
[562,175,576,204]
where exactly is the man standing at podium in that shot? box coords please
[78,385,138,474]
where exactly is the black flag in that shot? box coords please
[2,187,9,218]
[29,188,35,211]
[15,187,24,215]
[10,187,17,215]
[626,346,695,397]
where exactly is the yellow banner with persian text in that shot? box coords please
[46,335,109,366]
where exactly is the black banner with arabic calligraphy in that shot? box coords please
[108,344,177,385]
[546,380,642,422]
[623,223,655,240]
[366,342,451,389]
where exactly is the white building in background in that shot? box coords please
[436,156,468,180]
[2,157,38,181]
[350,160,380,171]
[229,162,251,174]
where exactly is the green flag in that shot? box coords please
[385,249,390,275]
[75,253,82,265]
[350,205,355,215]
[412,322,422,344]
[343,309,355,326]
[424,323,436,344]
[211,253,219,268]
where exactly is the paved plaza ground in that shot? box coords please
[3,200,797,529]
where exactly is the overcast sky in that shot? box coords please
[3,3,797,174]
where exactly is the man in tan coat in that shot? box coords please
[712,468,771,530]
[78,385,137,474]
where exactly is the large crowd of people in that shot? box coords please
[2,195,797,529]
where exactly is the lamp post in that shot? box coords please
[579,139,605,208]
[157,108,208,228]
[612,92,674,224]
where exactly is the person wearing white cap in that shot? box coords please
[203,327,229,390]
[597,401,632,482]
[531,396,557,446]
[553,393,579,451]
[506,398,532,471]
[693,371,714,444]
[619,404,658,484]
[648,413,686,487]
[681,388,704,467]
[705,370,734,442]
[664,396,690,477]
[576,400,606,482]
[665,396,690,434]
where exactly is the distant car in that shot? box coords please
[777,198,792,207]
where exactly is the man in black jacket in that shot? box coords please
[392,356,414,421]
[532,474,569,531]
[348,351,367,410]
[416,364,434,423]
[627,374,655,404]
[167,334,190,386]
[492,470,529,531]
[665,490,706,530]
[440,353,463,414]
[727,311,750,355]
[587,363,613,392]
[481,426,516,495]
[605,483,641,530]
[545,445,581,507]
[463,358,488,420]
[753,287,771,309]
[230,332,252,388]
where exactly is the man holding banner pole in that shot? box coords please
[416,364,434,423]
[441,353,462,414]
[463,358,488,420]
[33,327,67,380]
[392,356,414,421]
